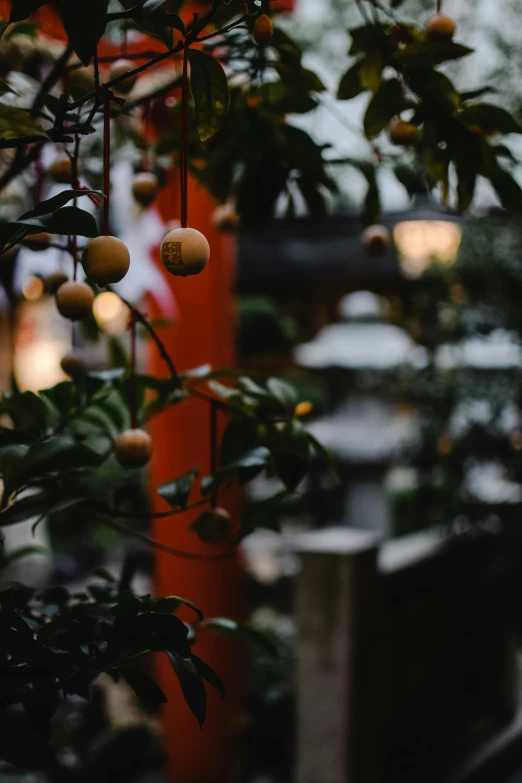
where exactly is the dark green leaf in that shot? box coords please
[457,103,522,134]
[9,0,47,23]
[166,652,207,727]
[21,190,103,219]
[191,655,224,700]
[337,60,364,100]
[202,446,270,494]
[0,106,48,140]
[188,49,230,142]
[1,545,49,569]
[18,206,99,238]
[61,0,109,65]
[158,468,198,510]
[266,377,298,410]
[359,51,384,93]
[364,78,405,139]
[240,490,289,537]
[121,667,168,705]
[201,618,278,656]
[408,69,459,111]
[151,595,203,620]
[394,41,473,68]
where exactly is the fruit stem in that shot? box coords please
[436,0,442,10]
[121,18,128,57]
[180,43,189,229]
[71,136,80,281]
[130,312,138,429]
[103,88,111,236]
[210,400,218,509]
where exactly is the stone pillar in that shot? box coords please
[294,528,381,783]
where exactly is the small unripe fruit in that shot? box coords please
[425,14,456,41]
[361,224,391,256]
[60,351,86,379]
[132,172,160,207]
[22,232,51,251]
[253,14,273,46]
[44,272,69,295]
[69,65,95,92]
[109,58,138,94]
[82,235,131,285]
[388,118,419,146]
[49,156,73,184]
[213,203,240,233]
[161,227,210,277]
[190,507,232,544]
[115,429,153,468]
[295,401,313,418]
[55,281,94,321]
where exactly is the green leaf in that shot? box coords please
[408,69,459,111]
[460,86,497,102]
[240,490,290,537]
[266,377,298,410]
[201,618,278,656]
[188,49,230,142]
[202,446,270,494]
[19,206,100,238]
[22,435,106,476]
[457,103,522,135]
[0,545,49,568]
[119,0,175,45]
[21,190,103,219]
[0,491,53,528]
[158,468,198,510]
[364,78,405,139]
[348,23,391,57]
[486,161,522,213]
[61,0,109,65]
[359,51,384,93]
[151,595,203,620]
[166,652,207,727]
[394,41,473,68]
[0,106,48,140]
[191,655,225,700]
[121,667,168,705]
[337,60,365,100]
[9,0,47,22]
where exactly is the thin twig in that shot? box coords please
[99,515,235,561]
[120,299,179,384]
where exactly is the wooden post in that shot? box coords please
[294,528,381,783]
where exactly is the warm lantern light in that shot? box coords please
[393,219,462,279]
[22,276,44,301]
[93,291,129,334]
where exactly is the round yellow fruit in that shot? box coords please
[213,203,240,233]
[361,224,392,256]
[55,281,95,321]
[49,156,73,184]
[69,65,96,92]
[109,58,138,94]
[82,235,131,285]
[22,232,52,251]
[425,14,456,41]
[115,429,153,468]
[254,13,273,46]
[388,118,419,146]
[132,172,160,207]
[160,227,210,277]
[60,351,86,379]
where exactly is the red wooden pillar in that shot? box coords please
[148,172,247,783]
